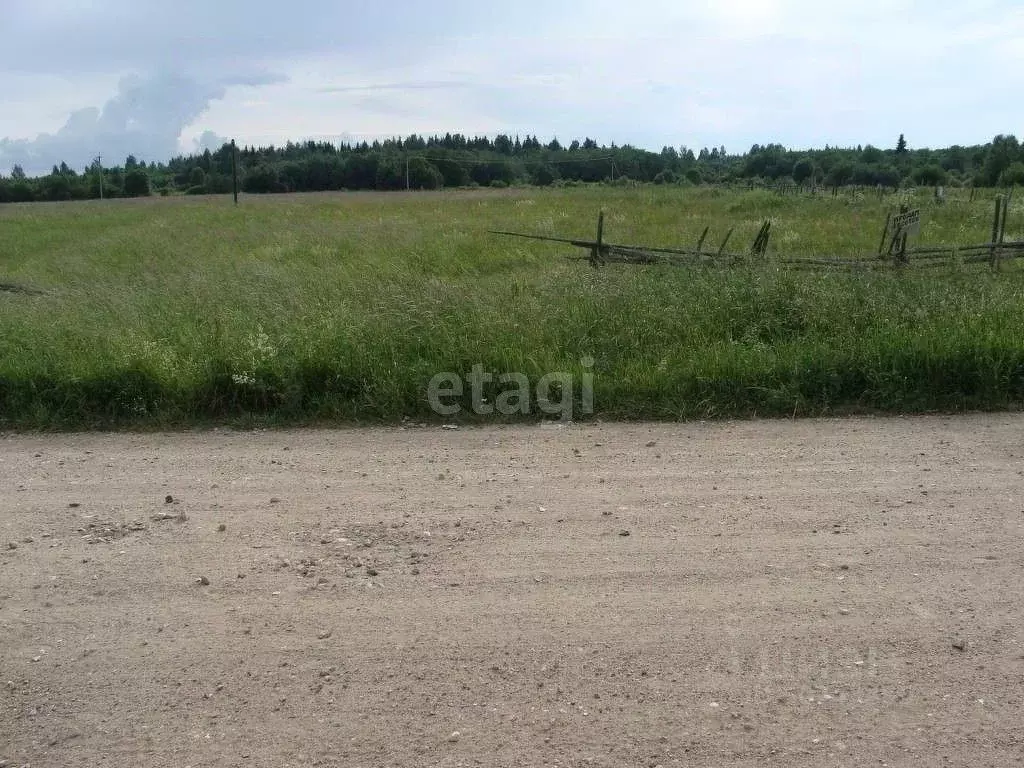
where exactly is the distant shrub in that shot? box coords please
[124,169,151,197]
[825,162,854,186]
[43,174,72,201]
[912,164,948,186]
[242,165,284,194]
[530,163,559,186]
[792,158,815,185]
[489,179,509,188]
[10,182,34,203]
[184,185,207,195]
[407,157,444,190]
[999,162,1024,187]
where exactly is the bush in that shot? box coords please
[430,159,469,188]
[43,175,72,201]
[242,165,283,194]
[407,157,444,190]
[999,162,1024,187]
[10,182,34,203]
[825,162,854,187]
[792,158,814,185]
[912,164,948,186]
[124,169,151,197]
[530,163,559,186]
[375,158,405,190]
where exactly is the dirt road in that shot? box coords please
[2,417,1023,767]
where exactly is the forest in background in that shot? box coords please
[2,132,1023,203]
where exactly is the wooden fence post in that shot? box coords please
[717,228,734,257]
[990,196,1003,271]
[696,226,709,254]
[750,221,771,258]
[591,210,605,267]
[999,194,1009,249]
[231,139,239,205]
[878,213,892,258]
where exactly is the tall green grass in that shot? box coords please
[1,187,1023,428]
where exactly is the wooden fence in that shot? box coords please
[493,195,1021,273]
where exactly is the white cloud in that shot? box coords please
[3,0,1024,173]
[1,73,228,174]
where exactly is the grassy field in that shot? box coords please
[1,185,1023,428]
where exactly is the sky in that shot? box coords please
[2,0,1023,175]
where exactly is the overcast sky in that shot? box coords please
[2,0,1023,175]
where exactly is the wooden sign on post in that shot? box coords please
[890,208,921,237]
[884,207,921,264]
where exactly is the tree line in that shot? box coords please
[3,132,1023,203]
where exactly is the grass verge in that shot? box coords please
[1,187,1023,429]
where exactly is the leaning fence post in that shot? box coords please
[878,213,892,258]
[990,196,1003,271]
[750,221,771,258]
[695,226,709,254]
[717,228,734,257]
[1000,194,1009,242]
[590,210,605,267]
[896,228,909,266]
[997,194,1009,272]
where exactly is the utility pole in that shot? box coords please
[97,154,104,200]
[231,139,239,205]
[405,154,410,191]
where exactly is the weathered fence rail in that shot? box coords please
[492,196,1020,272]
[780,242,1024,270]
[491,211,772,267]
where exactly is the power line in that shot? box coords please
[394,151,618,167]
